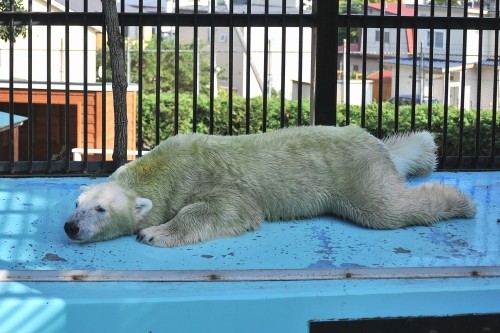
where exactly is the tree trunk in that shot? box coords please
[102,0,127,171]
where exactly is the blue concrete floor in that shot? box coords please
[1,172,499,270]
[0,172,499,333]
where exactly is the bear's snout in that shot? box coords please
[64,221,80,239]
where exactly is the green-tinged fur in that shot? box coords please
[66,126,476,247]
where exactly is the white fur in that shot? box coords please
[383,131,437,177]
[64,126,476,247]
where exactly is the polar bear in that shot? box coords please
[64,126,476,247]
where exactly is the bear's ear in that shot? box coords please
[135,198,153,217]
[79,185,90,193]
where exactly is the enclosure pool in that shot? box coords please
[0,172,499,333]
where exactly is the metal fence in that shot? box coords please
[0,0,498,175]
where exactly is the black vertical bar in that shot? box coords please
[410,3,419,131]
[245,0,251,134]
[426,3,435,131]
[8,0,15,172]
[345,0,351,125]
[279,0,286,128]
[101,11,107,167]
[192,0,199,133]
[491,0,499,167]
[297,0,303,126]
[360,0,368,128]
[174,0,179,135]
[83,0,89,171]
[156,0,162,145]
[474,0,485,167]
[427,1,435,132]
[47,0,53,172]
[65,0,70,172]
[313,0,338,125]
[440,2,452,169]
[262,0,269,133]
[228,0,234,135]
[209,0,215,134]
[393,0,402,132]
[377,0,385,138]
[28,0,33,172]
[138,0,144,154]
[458,3,468,167]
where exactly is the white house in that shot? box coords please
[0,0,101,84]
[360,2,500,110]
[171,0,312,99]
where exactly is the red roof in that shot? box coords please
[367,70,393,80]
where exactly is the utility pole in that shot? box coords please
[420,41,424,103]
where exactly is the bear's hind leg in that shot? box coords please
[345,181,476,229]
[137,193,262,247]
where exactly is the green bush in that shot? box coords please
[141,96,499,157]
[140,91,310,147]
[336,103,500,156]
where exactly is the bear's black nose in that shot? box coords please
[64,221,80,237]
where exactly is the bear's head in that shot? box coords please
[64,181,153,243]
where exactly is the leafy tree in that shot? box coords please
[97,36,211,95]
[338,0,391,44]
[0,0,27,42]
[129,36,211,94]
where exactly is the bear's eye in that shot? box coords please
[75,202,78,208]
[95,206,106,213]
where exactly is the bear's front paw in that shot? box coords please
[136,225,187,247]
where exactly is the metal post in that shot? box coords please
[312,0,338,125]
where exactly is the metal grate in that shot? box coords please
[0,0,498,175]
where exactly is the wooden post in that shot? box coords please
[102,0,128,170]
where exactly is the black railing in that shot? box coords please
[0,0,498,175]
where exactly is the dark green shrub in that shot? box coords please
[337,103,500,156]
[140,91,310,147]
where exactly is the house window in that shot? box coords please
[375,30,390,44]
[426,30,445,49]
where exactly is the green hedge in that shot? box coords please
[140,91,310,147]
[336,103,500,156]
[140,93,499,156]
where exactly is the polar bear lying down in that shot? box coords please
[64,126,476,247]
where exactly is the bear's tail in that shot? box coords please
[383,131,437,178]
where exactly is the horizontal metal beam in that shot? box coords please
[339,14,500,30]
[1,12,499,30]
[0,161,114,175]
[1,266,499,283]
[0,12,315,27]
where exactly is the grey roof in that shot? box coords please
[483,58,500,67]
[384,57,469,70]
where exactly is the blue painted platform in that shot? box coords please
[1,172,499,333]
